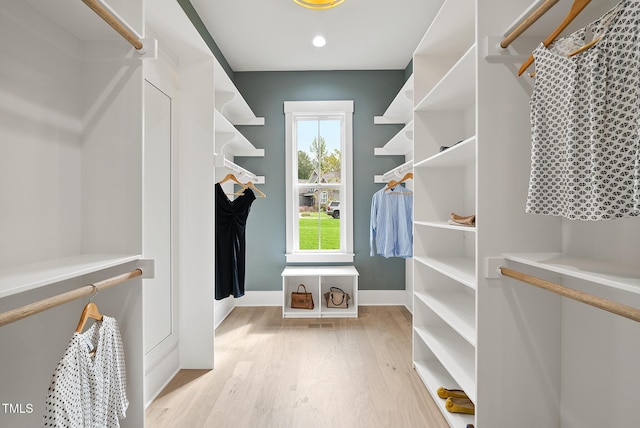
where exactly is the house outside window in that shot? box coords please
[284,100,354,263]
[319,191,328,205]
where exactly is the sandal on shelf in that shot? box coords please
[437,387,469,399]
[450,212,476,226]
[445,397,475,415]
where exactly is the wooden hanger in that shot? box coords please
[241,181,266,198]
[218,173,249,196]
[385,172,413,192]
[218,173,245,187]
[518,0,591,76]
[75,285,102,333]
[566,1,623,57]
[567,35,601,56]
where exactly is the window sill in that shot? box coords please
[285,253,354,264]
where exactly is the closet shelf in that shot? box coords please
[214,110,264,157]
[0,254,141,299]
[214,62,264,126]
[374,121,413,157]
[415,256,476,290]
[415,44,476,112]
[374,160,413,184]
[413,360,475,427]
[414,220,476,233]
[415,290,476,346]
[502,253,640,295]
[414,0,475,57]
[414,325,476,403]
[414,135,476,169]
[374,75,414,124]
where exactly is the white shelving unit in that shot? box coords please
[374,75,414,125]
[374,120,414,157]
[0,0,155,425]
[0,254,142,299]
[501,253,640,294]
[214,60,265,183]
[473,0,640,427]
[411,0,476,425]
[374,74,414,184]
[281,266,359,318]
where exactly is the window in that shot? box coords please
[319,191,328,205]
[284,101,354,263]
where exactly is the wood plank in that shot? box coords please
[146,306,448,428]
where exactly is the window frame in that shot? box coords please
[284,100,354,263]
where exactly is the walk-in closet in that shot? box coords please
[1,0,638,427]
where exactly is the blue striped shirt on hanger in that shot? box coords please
[370,186,413,258]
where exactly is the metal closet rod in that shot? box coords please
[82,0,145,52]
[0,268,143,328]
[499,267,640,323]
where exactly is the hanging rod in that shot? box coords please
[0,268,143,328]
[499,266,640,323]
[500,0,560,48]
[375,160,414,183]
[215,154,265,184]
[82,0,145,53]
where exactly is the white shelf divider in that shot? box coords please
[214,110,264,157]
[415,290,476,346]
[502,252,640,295]
[414,0,476,57]
[414,325,476,403]
[414,136,476,169]
[0,254,141,299]
[374,75,414,124]
[413,360,475,427]
[414,256,476,290]
[414,220,476,233]
[415,44,477,112]
[214,61,264,126]
[374,121,414,156]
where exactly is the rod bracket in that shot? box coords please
[138,259,155,279]
[484,257,505,279]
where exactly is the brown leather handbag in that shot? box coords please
[324,287,350,308]
[291,284,314,309]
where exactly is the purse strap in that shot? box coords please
[296,284,307,293]
[330,287,345,305]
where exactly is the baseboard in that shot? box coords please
[235,290,412,312]
[358,289,409,307]
[214,297,236,329]
[144,342,180,407]
[235,291,282,306]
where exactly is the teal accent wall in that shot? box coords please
[404,59,413,81]
[234,71,408,291]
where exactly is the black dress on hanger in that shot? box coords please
[215,183,256,300]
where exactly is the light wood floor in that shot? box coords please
[146,306,448,428]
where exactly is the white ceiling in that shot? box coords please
[189,0,445,72]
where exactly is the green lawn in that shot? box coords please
[299,215,340,250]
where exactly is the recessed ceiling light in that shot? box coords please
[293,0,345,10]
[312,36,326,47]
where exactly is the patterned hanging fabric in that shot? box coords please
[44,317,128,427]
[527,0,640,220]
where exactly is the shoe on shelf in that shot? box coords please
[437,387,469,399]
[450,212,476,226]
[445,397,475,415]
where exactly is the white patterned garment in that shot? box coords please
[43,316,129,427]
[527,0,640,220]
